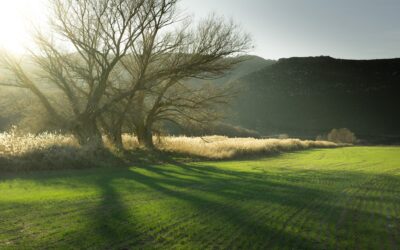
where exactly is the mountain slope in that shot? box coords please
[229,56,400,142]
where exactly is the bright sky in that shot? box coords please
[1,0,399,59]
[0,0,47,54]
[181,0,400,59]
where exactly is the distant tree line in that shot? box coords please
[0,0,251,149]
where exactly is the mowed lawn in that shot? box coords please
[1,147,400,249]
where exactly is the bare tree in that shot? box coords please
[1,0,252,150]
[119,6,252,148]
[95,0,180,148]
[1,0,150,147]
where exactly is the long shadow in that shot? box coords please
[88,162,400,248]
[2,158,400,249]
[109,166,327,249]
[80,175,142,249]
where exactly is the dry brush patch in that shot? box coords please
[123,135,337,159]
[0,128,119,172]
[0,129,337,171]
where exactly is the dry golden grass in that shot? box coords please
[0,128,337,171]
[0,127,78,156]
[122,135,337,159]
[0,127,112,172]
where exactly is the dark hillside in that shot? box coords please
[230,56,400,143]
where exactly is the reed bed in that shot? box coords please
[123,135,337,159]
[1,129,337,171]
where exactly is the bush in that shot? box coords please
[327,128,357,144]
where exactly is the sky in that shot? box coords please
[0,0,399,59]
[0,0,47,53]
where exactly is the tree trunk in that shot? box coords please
[136,124,154,149]
[108,127,124,150]
[74,118,103,148]
[98,113,124,150]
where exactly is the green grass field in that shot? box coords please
[1,147,400,249]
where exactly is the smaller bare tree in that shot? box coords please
[120,8,252,148]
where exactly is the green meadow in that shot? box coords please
[1,147,399,249]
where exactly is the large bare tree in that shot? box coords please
[1,0,150,146]
[1,0,252,150]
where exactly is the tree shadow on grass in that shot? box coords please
[75,161,400,249]
[2,158,400,249]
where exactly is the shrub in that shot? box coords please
[327,128,357,144]
[316,134,327,141]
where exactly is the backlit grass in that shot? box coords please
[1,147,399,249]
[1,129,337,172]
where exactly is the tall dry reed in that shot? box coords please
[1,128,337,171]
[123,135,337,159]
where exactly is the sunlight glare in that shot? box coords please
[0,0,46,54]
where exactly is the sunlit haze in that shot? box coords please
[1,0,400,59]
[0,0,47,54]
